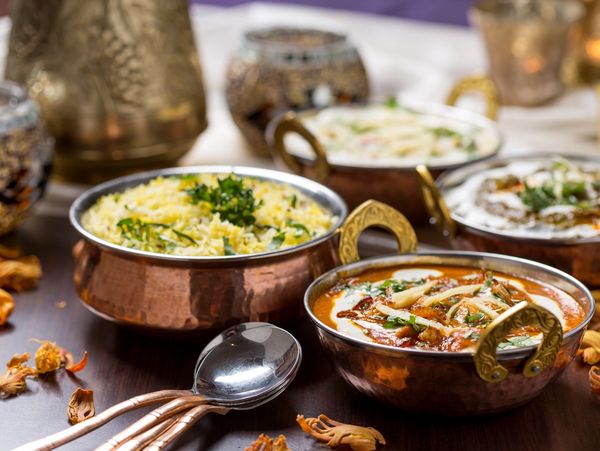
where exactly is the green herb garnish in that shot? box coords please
[497,335,538,349]
[290,194,297,208]
[466,312,486,325]
[483,271,494,290]
[287,221,311,237]
[383,315,425,333]
[185,175,258,226]
[172,229,197,245]
[117,218,198,250]
[268,232,286,251]
[384,96,399,108]
[223,237,236,255]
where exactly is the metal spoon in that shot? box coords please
[16,322,302,451]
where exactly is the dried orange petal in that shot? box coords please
[297,414,385,451]
[0,243,20,259]
[64,351,88,373]
[7,353,30,369]
[67,388,95,424]
[590,366,600,395]
[245,433,291,451]
[0,288,14,325]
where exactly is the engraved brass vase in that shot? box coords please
[225,27,369,158]
[5,0,207,183]
[305,251,595,415]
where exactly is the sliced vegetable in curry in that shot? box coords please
[313,265,585,352]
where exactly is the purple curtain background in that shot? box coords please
[191,0,474,27]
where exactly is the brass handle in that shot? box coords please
[268,111,330,182]
[415,165,456,238]
[338,200,417,265]
[445,74,499,120]
[474,302,563,383]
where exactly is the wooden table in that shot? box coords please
[2,213,599,451]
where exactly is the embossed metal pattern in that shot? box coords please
[474,302,563,383]
[0,82,53,235]
[225,27,369,157]
[304,251,595,414]
[6,0,206,182]
[337,200,418,265]
[445,74,499,120]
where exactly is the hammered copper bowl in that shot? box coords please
[418,155,600,295]
[69,166,419,334]
[305,251,595,415]
[266,75,502,224]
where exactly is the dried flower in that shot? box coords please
[579,330,600,365]
[590,366,600,396]
[297,414,386,451]
[33,340,88,374]
[67,388,95,424]
[0,353,37,398]
[245,433,291,451]
[34,340,63,374]
[0,244,21,259]
[55,300,67,310]
[0,255,42,292]
[0,288,14,325]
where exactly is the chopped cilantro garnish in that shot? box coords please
[383,315,425,333]
[497,335,538,349]
[185,175,258,226]
[223,237,236,255]
[268,232,286,251]
[287,221,311,236]
[466,312,485,325]
[384,96,399,108]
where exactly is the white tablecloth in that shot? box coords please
[1,2,598,215]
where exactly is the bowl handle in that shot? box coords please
[415,165,456,238]
[266,111,330,182]
[473,302,563,383]
[445,74,499,120]
[338,200,417,265]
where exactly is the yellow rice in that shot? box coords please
[81,173,336,256]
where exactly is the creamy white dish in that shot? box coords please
[288,101,499,167]
[445,157,600,240]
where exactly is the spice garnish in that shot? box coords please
[186,175,259,226]
[33,340,88,374]
[0,288,14,325]
[67,388,95,424]
[223,237,236,256]
[244,433,291,451]
[297,414,385,451]
[578,330,600,365]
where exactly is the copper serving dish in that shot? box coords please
[305,250,595,415]
[266,75,502,224]
[417,155,600,295]
[69,166,417,333]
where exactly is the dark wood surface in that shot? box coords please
[1,213,600,451]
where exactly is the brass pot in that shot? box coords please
[305,251,595,415]
[70,166,417,333]
[5,0,206,183]
[417,155,600,295]
[225,27,369,157]
[266,75,501,224]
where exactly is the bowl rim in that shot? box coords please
[437,153,600,245]
[69,165,348,263]
[304,250,595,362]
[277,99,503,171]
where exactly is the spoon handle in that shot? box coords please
[141,404,230,451]
[11,389,192,451]
[95,395,206,451]
[116,416,180,451]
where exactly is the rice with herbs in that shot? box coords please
[81,173,336,256]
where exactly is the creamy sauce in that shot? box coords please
[445,158,600,240]
[286,104,499,168]
[313,265,584,352]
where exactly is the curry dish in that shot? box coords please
[313,265,584,352]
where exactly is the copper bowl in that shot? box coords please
[69,166,419,333]
[304,251,595,415]
[266,75,502,225]
[418,155,600,294]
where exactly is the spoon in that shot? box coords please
[15,322,302,451]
